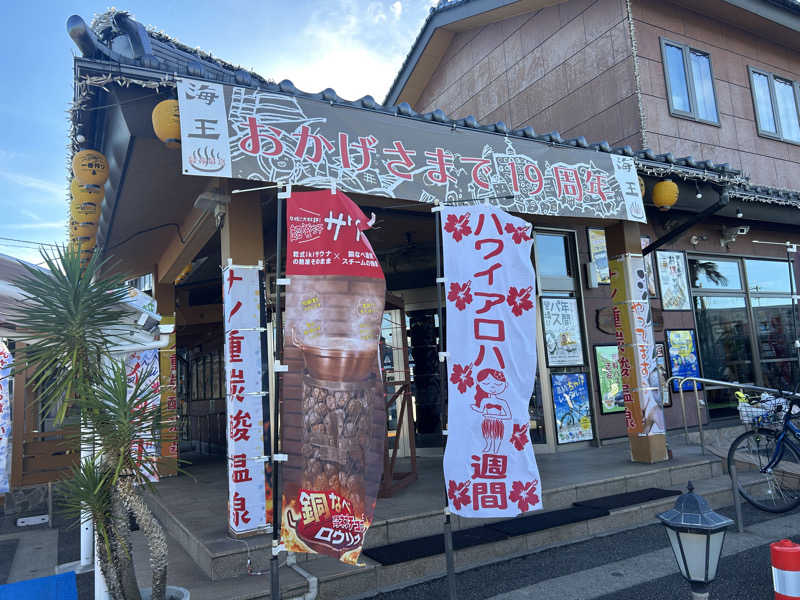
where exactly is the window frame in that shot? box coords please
[748,66,800,146]
[660,38,720,126]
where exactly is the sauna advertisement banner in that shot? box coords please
[222,264,270,535]
[281,189,385,565]
[176,78,645,223]
[441,204,543,518]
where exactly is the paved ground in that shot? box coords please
[372,503,792,600]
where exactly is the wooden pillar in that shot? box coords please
[221,194,264,264]
[606,221,668,463]
[10,344,26,488]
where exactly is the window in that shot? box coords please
[688,258,742,290]
[661,39,719,124]
[749,67,800,144]
[745,259,792,293]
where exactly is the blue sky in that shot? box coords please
[0,0,435,263]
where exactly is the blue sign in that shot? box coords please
[666,330,701,392]
[551,373,593,444]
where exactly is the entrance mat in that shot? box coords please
[0,571,77,600]
[0,539,18,585]
[362,505,609,566]
[573,488,681,511]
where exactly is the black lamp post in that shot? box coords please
[657,482,734,599]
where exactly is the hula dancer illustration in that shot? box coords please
[472,368,512,453]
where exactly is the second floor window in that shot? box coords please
[749,67,800,144]
[661,39,719,125]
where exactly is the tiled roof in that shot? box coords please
[68,10,800,207]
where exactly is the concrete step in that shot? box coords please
[304,472,763,600]
[146,451,723,582]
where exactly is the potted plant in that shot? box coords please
[12,247,184,600]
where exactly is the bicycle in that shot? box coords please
[727,388,800,513]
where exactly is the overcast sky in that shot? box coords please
[0,0,435,263]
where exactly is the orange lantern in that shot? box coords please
[653,179,679,211]
[152,99,181,149]
[70,220,98,240]
[72,150,109,188]
[70,178,102,218]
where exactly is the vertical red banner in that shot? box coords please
[280,190,385,565]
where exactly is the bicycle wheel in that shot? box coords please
[727,428,800,513]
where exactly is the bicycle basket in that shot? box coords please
[737,398,785,427]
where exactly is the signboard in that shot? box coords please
[595,345,623,414]
[609,254,665,437]
[655,342,671,407]
[158,316,178,477]
[281,190,385,565]
[551,373,593,443]
[666,330,701,392]
[587,228,609,284]
[541,298,584,367]
[0,342,12,494]
[176,79,646,222]
[125,349,161,483]
[656,251,691,310]
[641,236,657,297]
[442,204,543,518]
[222,264,269,535]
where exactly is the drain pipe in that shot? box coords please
[286,552,318,600]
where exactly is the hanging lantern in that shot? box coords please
[653,179,679,211]
[72,150,109,188]
[70,179,102,223]
[638,176,646,198]
[152,99,181,149]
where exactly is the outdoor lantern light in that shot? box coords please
[72,149,109,188]
[152,99,181,148]
[70,177,102,210]
[657,482,733,599]
[652,179,679,211]
[638,176,646,198]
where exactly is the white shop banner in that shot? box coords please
[0,342,13,494]
[222,264,268,534]
[442,204,543,518]
[125,348,160,483]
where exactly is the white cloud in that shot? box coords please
[6,222,65,230]
[19,209,42,222]
[391,1,403,19]
[367,2,388,23]
[258,0,415,101]
[0,170,65,198]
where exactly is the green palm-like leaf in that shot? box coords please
[10,245,127,421]
[57,457,114,557]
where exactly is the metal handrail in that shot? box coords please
[670,376,800,456]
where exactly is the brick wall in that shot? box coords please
[633,0,800,191]
[414,0,640,148]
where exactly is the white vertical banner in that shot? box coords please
[441,204,543,518]
[0,342,13,494]
[222,264,268,535]
[177,78,232,178]
[125,348,161,483]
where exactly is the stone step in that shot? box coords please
[147,451,721,582]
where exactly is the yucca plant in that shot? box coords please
[11,245,169,600]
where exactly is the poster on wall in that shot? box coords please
[222,264,270,536]
[656,251,691,310]
[551,373,593,444]
[125,349,161,483]
[541,297,584,367]
[640,236,657,297]
[0,342,13,494]
[176,79,646,223]
[594,345,624,414]
[666,330,702,392]
[587,229,610,285]
[281,190,386,565]
[442,204,543,518]
[655,343,671,407]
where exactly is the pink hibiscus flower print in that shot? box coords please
[450,363,475,393]
[444,213,473,242]
[448,281,473,311]
[506,285,533,317]
[504,222,532,244]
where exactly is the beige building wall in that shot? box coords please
[633,0,800,190]
[415,0,641,148]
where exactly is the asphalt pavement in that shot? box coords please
[371,503,795,600]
